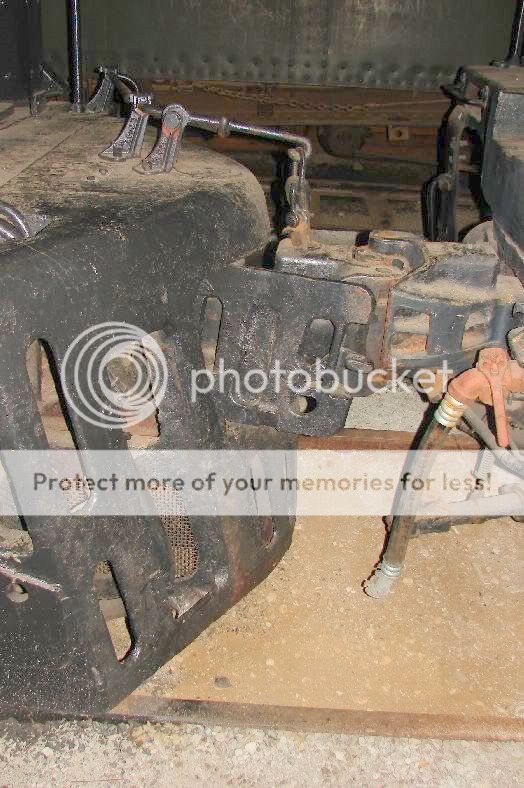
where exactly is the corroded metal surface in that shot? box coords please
[42,0,513,91]
[0,106,295,716]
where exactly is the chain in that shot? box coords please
[196,83,448,115]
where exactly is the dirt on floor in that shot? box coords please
[2,508,521,786]
[0,717,522,787]
[131,515,523,721]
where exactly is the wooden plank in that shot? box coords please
[299,428,480,451]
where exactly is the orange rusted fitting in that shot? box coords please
[445,347,524,447]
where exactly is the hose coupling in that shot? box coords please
[363,559,401,599]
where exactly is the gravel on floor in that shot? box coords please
[0,718,522,787]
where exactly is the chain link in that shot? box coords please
[196,83,448,115]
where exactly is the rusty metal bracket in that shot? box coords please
[100,103,152,161]
[135,104,191,174]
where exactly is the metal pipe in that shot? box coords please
[379,420,452,566]
[0,201,30,238]
[363,417,452,598]
[364,398,524,598]
[67,0,83,111]
[222,120,312,160]
[0,219,18,242]
[142,106,313,159]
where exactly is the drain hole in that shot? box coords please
[391,310,430,357]
[0,522,33,554]
[462,310,491,350]
[0,458,34,555]
[291,395,318,415]
[26,338,77,448]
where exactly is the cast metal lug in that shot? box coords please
[135,104,190,175]
[100,107,151,161]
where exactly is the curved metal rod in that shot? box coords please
[0,218,19,241]
[187,113,313,160]
[113,74,139,104]
[117,72,139,95]
[0,201,30,238]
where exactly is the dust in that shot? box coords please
[0,717,521,786]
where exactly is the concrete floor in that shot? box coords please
[345,386,429,432]
[0,718,522,787]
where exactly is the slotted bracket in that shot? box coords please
[135,104,190,175]
[100,96,153,161]
[85,66,120,113]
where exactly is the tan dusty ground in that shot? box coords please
[1,717,522,786]
[136,515,523,719]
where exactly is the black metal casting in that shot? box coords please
[2,58,524,717]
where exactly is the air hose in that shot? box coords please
[363,413,454,598]
[364,389,524,598]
